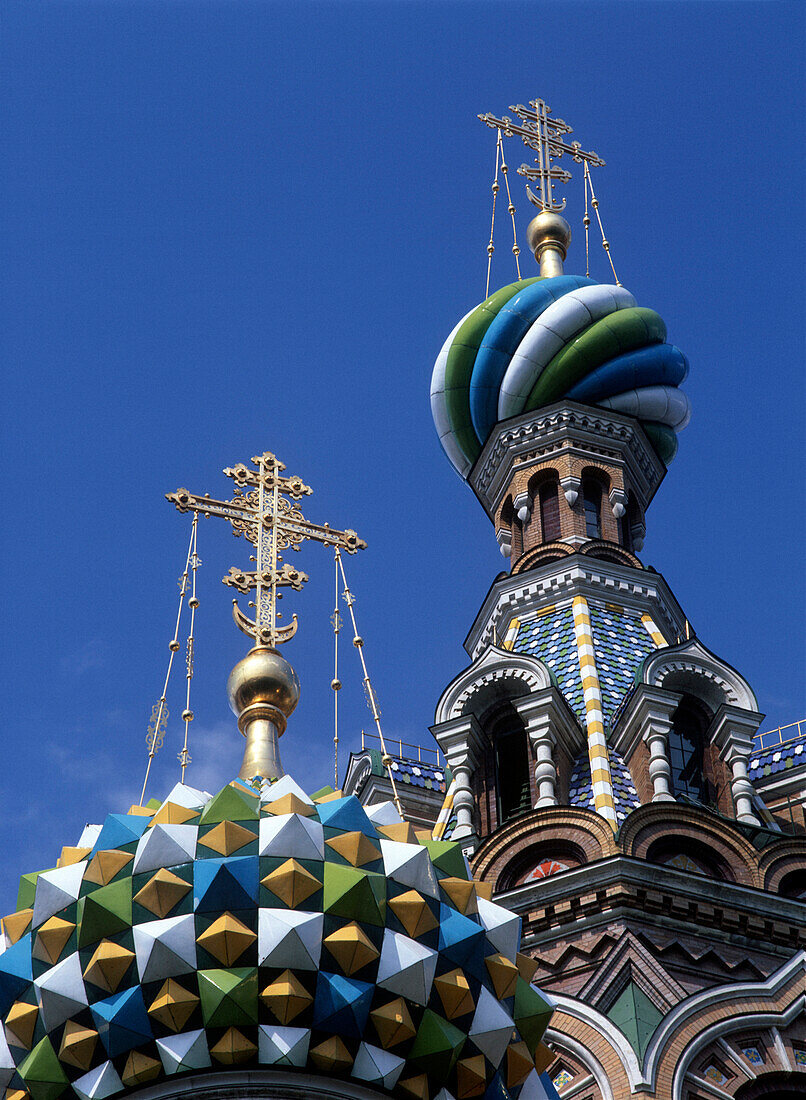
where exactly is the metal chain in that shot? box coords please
[585,163,621,285]
[178,517,200,783]
[583,162,591,278]
[331,550,342,789]
[336,553,404,818]
[139,514,197,807]
[485,132,502,298]
[498,133,522,280]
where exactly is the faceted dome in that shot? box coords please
[0,775,559,1100]
[430,275,690,479]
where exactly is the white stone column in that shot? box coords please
[431,714,485,847]
[514,690,583,810]
[711,706,764,825]
[612,686,678,804]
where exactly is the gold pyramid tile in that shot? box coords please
[260,969,313,1024]
[414,829,433,844]
[57,846,91,868]
[485,952,519,1000]
[433,968,474,1019]
[127,805,156,818]
[263,792,315,817]
[196,912,256,966]
[33,916,75,965]
[377,821,418,844]
[83,939,136,992]
[397,1074,429,1100]
[325,830,381,867]
[134,867,191,918]
[323,921,379,975]
[210,1026,257,1065]
[121,1050,162,1087]
[506,1040,534,1088]
[5,1089,31,1100]
[5,1002,38,1048]
[370,997,416,1047]
[147,801,199,828]
[474,879,493,901]
[148,978,200,1032]
[198,819,256,856]
[309,1035,353,1073]
[456,1054,487,1098]
[59,1021,98,1071]
[2,909,32,946]
[261,858,321,907]
[439,877,478,915]
[388,889,439,939]
[313,789,343,804]
[83,849,134,887]
[534,1041,555,1075]
[516,951,539,983]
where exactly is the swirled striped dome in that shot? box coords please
[0,775,560,1100]
[430,275,690,479]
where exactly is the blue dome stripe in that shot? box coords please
[567,343,688,404]
[469,275,593,440]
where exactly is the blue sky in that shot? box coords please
[1,1,803,915]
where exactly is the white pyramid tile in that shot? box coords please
[0,1025,14,1089]
[134,914,197,982]
[72,1060,124,1099]
[258,1024,311,1066]
[259,814,324,860]
[77,824,102,849]
[376,929,438,1005]
[380,841,439,898]
[34,951,88,1030]
[365,801,403,826]
[162,782,210,811]
[477,897,521,959]
[258,909,323,970]
[32,863,86,927]
[352,1042,405,1088]
[434,1090,458,1100]
[157,1029,211,1074]
[261,776,313,806]
[133,824,197,874]
[469,985,515,1064]
[518,1069,553,1100]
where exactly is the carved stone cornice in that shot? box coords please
[468,399,666,521]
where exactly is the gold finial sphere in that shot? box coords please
[227,646,301,722]
[526,210,572,266]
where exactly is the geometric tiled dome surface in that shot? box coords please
[0,775,560,1100]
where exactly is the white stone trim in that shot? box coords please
[543,1027,615,1100]
[548,996,643,1091]
[641,638,759,713]
[433,644,553,725]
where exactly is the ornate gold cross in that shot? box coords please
[167,452,365,648]
[479,98,604,212]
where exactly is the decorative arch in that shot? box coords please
[758,841,806,895]
[618,803,760,888]
[579,539,642,568]
[513,541,574,573]
[641,638,758,713]
[433,644,552,726]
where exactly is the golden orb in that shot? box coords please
[227,646,300,720]
[526,210,572,264]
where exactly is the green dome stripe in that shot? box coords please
[524,307,667,410]
[642,420,678,464]
[444,278,541,464]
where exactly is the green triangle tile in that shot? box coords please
[18,1036,70,1099]
[407,1008,466,1080]
[309,786,335,800]
[77,879,133,948]
[198,785,259,826]
[18,871,50,912]
[146,798,162,809]
[198,968,258,1028]
[513,977,553,1053]
[322,864,386,926]
[419,841,468,879]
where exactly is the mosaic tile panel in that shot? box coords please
[748,733,806,782]
[568,747,640,825]
[587,603,657,731]
[512,605,585,723]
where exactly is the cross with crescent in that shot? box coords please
[479,97,605,212]
[167,451,365,648]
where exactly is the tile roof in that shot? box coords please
[749,731,806,782]
[569,747,642,825]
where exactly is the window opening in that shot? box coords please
[583,480,602,539]
[539,481,561,542]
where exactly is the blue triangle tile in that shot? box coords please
[91,814,150,853]
[438,905,486,973]
[316,796,378,838]
[0,934,33,1014]
[91,986,153,1057]
[313,971,374,1038]
[193,857,258,912]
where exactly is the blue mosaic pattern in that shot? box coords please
[513,605,585,722]
[748,731,806,781]
[569,747,641,825]
[587,603,656,731]
[389,758,446,793]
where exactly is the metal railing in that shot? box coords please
[360,730,443,767]
[754,719,806,751]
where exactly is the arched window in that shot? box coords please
[668,697,709,801]
[490,703,532,824]
[582,479,602,539]
[539,481,560,542]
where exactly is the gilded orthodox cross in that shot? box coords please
[478,98,605,212]
[167,452,365,648]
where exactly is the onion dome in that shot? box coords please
[430,274,690,479]
[0,775,559,1100]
